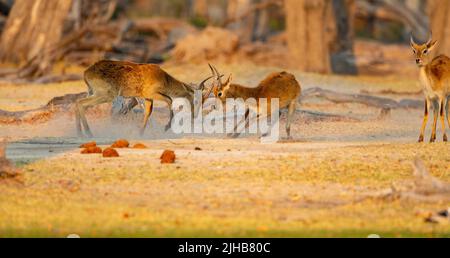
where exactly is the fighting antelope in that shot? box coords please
[76,60,212,137]
[207,65,301,139]
[411,33,450,142]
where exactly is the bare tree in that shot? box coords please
[0,0,73,63]
[330,0,358,75]
[226,0,275,42]
[0,1,11,16]
[428,0,450,57]
[193,0,208,18]
[285,0,331,74]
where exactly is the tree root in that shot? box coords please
[0,92,87,124]
[301,87,423,120]
[366,159,450,203]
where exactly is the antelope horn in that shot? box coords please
[410,33,418,47]
[199,75,214,90]
[202,85,214,103]
[214,66,222,82]
[208,63,218,78]
[426,30,433,45]
[210,64,223,81]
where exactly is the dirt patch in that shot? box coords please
[132,143,148,149]
[111,139,130,148]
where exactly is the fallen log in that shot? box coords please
[0,92,87,124]
[297,110,361,122]
[33,74,83,84]
[302,87,423,109]
[0,87,423,125]
[360,89,422,96]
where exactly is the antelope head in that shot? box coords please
[208,64,233,102]
[411,32,438,67]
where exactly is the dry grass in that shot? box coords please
[0,140,449,237]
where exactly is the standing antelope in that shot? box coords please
[411,33,450,143]
[207,65,301,139]
[76,60,212,137]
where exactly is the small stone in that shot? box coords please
[160,150,176,164]
[81,146,102,154]
[195,147,202,151]
[111,139,130,148]
[103,148,120,158]
[437,208,449,218]
[80,141,96,148]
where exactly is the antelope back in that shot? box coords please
[257,72,301,107]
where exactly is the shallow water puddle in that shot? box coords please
[5,137,114,164]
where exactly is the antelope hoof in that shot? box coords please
[418,135,424,143]
[120,108,129,115]
[444,135,448,142]
[430,136,436,143]
[164,124,171,132]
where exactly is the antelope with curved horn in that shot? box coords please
[411,32,450,142]
[207,64,301,139]
[76,60,213,137]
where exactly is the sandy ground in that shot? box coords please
[0,64,449,237]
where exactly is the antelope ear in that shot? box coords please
[427,40,438,51]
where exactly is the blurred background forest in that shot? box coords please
[0,0,448,83]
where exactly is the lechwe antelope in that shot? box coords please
[207,65,301,139]
[411,33,450,143]
[76,60,213,137]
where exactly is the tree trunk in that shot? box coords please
[428,0,450,57]
[227,0,254,41]
[330,0,358,75]
[285,0,331,74]
[0,1,11,16]
[0,0,73,63]
[193,0,208,18]
[251,0,270,41]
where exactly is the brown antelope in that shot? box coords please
[76,60,212,137]
[411,33,450,143]
[206,64,301,139]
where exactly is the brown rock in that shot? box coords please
[133,143,148,149]
[79,141,96,148]
[81,146,102,154]
[111,139,130,148]
[103,148,120,158]
[160,150,176,164]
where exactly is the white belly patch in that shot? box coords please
[420,69,438,99]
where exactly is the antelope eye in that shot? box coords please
[218,92,223,97]
[423,49,428,54]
